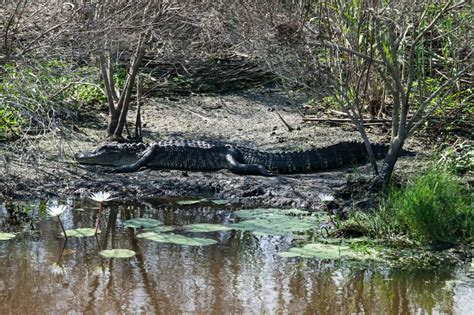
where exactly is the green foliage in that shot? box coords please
[184,223,232,233]
[347,167,473,245]
[124,218,162,229]
[137,231,218,246]
[0,105,21,140]
[99,249,136,258]
[230,208,325,236]
[0,232,16,241]
[63,228,97,238]
[72,83,106,106]
[390,169,472,245]
[0,59,105,140]
[437,140,473,175]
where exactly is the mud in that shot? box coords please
[0,90,416,209]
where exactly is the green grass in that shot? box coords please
[343,166,473,246]
[390,169,472,245]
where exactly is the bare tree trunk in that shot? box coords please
[378,137,405,183]
[112,34,147,139]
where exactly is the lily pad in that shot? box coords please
[278,243,349,259]
[137,232,217,246]
[231,217,315,235]
[278,242,384,261]
[184,223,232,233]
[176,198,208,205]
[144,226,176,233]
[234,208,310,219]
[0,232,16,241]
[99,249,136,258]
[211,199,227,205]
[64,228,97,238]
[124,218,162,229]
[277,251,302,258]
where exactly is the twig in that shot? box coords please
[303,117,391,123]
[175,104,210,121]
[275,111,294,132]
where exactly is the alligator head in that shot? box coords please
[75,143,148,166]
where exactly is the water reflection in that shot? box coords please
[0,199,472,314]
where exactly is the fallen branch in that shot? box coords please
[303,117,391,123]
[275,111,294,132]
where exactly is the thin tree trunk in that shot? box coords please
[378,137,405,183]
[112,34,148,138]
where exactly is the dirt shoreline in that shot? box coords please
[0,90,414,209]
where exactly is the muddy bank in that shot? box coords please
[0,90,415,209]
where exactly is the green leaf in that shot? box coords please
[279,242,386,261]
[64,228,97,238]
[277,251,302,258]
[231,217,315,235]
[210,199,227,205]
[144,226,176,233]
[99,249,136,258]
[124,218,162,229]
[137,232,217,246]
[233,208,310,219]
[0,232,16,241]
[176,198,208,205]
[184,223,232,233]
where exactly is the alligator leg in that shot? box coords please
[225,153,273,176]
[109,145,157,173]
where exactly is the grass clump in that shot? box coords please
[344,167,472,246]
[389,169,472,245]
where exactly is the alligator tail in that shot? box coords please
[237,141,397,174]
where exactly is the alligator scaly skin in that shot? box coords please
[75,140,394,175]
[236,141,390,174]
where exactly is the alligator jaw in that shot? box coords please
[75,147,141,167]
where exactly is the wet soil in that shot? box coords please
[0,90,419,209]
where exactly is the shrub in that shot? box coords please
[0,59,107,140]
[342,166,472,246]
[386,168,472,245]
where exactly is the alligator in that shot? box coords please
[75,140,404,175]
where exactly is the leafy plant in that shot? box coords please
[0,232,16,241]
[389,168,473,245]
[63,228,97,238]
[72,83,106,106]
[340,165,472,246]
[137,232,218,246]
[99,249,136,258]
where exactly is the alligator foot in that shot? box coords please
[225,153,274,176]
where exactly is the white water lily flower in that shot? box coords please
[318,193,335,202]
[47,205,67,217]
[89,191,115,203]
[49,262,66,276]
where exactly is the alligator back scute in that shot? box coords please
[237,141,391,174]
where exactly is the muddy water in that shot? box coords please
[0,199,472,314]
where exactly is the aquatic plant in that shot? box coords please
[318,193,335,202]
[0,232,16,241]
[63,228,97,238]
[137,232,218,246]
[230,208,326,236]
[49,262,66,276]
[99,249,136,258]
[89,191,115,235]
[47,205,68,239]
[345,167,473,246]
[89,191,115,203]
[124,218,162,229]
[184,223,232,233]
